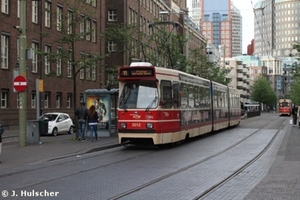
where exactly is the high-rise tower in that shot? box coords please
[193,0,242,57]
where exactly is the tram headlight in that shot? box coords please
[146,123,153,129]
[120,123,127,129]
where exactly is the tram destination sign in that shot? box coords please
[120,68,154,77]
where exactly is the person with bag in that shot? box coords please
[75,101,88,140]
[0,122,4,163]
[87,105,99,142]
[292,104,298,127]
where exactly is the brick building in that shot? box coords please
[0,0,105,126]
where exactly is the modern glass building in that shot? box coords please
[254,0,300,57]
[191,0,242,57]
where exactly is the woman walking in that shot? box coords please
[87,105,99,142]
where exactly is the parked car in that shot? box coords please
[39,112,74,136]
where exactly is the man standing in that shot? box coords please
[292,104,298,127]
[75,101,88,140]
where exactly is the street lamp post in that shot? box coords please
[19,0,27,146]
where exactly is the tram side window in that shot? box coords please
[160,80,172,108]
[181,83,188,108]
[189,85,195,108]
[199,87,210,108]
[173,82,180,108]
[194,86,199,108]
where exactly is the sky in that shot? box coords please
[231,0,258,53]
[187,0,258,54]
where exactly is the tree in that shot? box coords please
[250,76,277,110]
[101,21,229,85]
[39,0,106,139]
[290,42,300,104]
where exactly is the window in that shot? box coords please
[1,34,9,69]
[79,52,85,79]
[92,20,96,42]
[44,93,50,108]
[31,93,36,108]
[32,1,38,23]
[17,0,20,18]
[1,90,8,108]
[86,19,91,41]
[91,0,96,7]
[56,47,62,76]
[86,66,91,80]
[67,10,73,34]
[80,16,84,38]
[67,50,72,77]
[173,82,180,108]
[108,9,117,21]
[91,62,96,80]
[56,93,61,108]
[160,80,172,108]
[32,42,38,73]
[67,93,72,108]
[1,0,9,14]
[45,45,51,74]
[108,41,117,52]
[57,6,62,31]
[45,1,51,28]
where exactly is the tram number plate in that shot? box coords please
[132,123,141,128]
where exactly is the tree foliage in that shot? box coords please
[103,22,229,84]
[250,76,277,107]
[290,42,300,104]
[40,0,106,139]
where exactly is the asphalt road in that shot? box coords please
[0,113,290,200]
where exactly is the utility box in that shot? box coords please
[27,120,40,144]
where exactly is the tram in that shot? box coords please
[117,62,241,146]
[278,99,292,116]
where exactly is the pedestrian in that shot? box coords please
[87,105,99,142]
[292,104,298,127]
[75,101,88,140]
[0,122,4,164]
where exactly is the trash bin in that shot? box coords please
[27,120,40,144]
[39,119,49,135]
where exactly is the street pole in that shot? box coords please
[19,0,27,146]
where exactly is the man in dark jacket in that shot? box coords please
[292,104,298,127]
[0,122,4,163]
[75,101,88,140]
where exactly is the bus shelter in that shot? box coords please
[84,89,118,137]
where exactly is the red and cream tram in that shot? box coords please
[278,99,292,116]
[117,62,241,146]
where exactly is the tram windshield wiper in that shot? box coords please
[146,96,158,112]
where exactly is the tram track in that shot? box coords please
[109,118,284,200]
[1,115,286,200]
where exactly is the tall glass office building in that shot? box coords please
[191,0,242,57]
[254,0,300,57]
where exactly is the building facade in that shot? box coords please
[190,0,243,57]
[0,0,105,126]
[253,0,300,58]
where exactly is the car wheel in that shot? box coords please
[52,128,58,136]
[68,126,74,134]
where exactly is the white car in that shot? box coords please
[39,112,74,136]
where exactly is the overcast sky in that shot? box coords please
[231,0,258,53]
[187,0,258,53]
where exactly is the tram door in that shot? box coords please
[84,89,118,137]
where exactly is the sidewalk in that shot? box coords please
[0,129,120,169]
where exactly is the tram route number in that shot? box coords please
[132,123,141,128]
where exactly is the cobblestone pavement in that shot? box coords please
[0,129,119,172]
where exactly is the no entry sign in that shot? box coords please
[13,75,27,92]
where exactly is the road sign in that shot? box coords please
[13,75,27,92]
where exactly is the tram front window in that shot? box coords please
[119,83,158,109]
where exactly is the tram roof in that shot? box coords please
[84,88,119,94]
